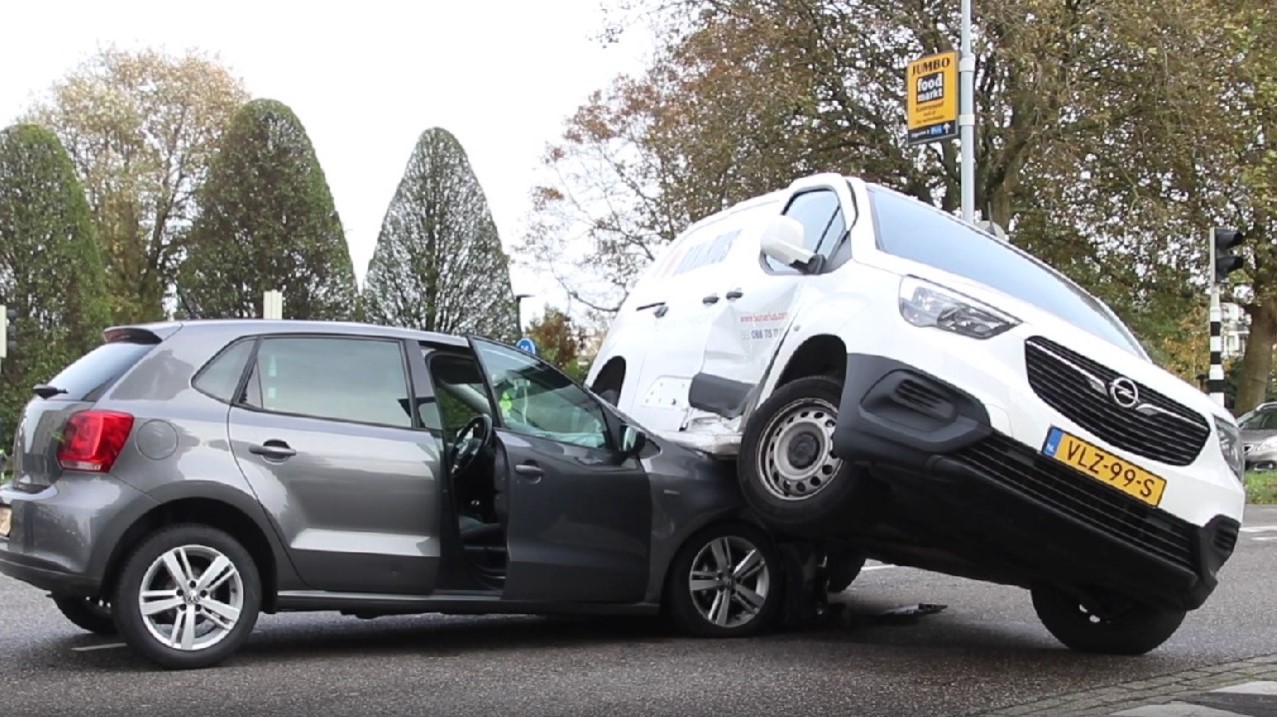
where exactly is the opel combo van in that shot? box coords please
[586,173,1246,655]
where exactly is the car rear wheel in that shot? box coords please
[665,522,785,637]
[52,593,116,635]
[112,524,261,670]
[738,376,865,536]
[1031,585,1186,655]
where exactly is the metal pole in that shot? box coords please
[1209,234,1225,406]
[959,0,976,223]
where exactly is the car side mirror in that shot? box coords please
[620,425,647,457]
[760,215,821,272]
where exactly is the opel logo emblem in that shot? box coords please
[1108,377,1139,409]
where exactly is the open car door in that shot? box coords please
[468,337,653,604]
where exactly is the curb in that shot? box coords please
[974,654,1277,716]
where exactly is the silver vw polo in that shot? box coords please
[0,320,826,669]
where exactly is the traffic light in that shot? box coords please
[1213,226,1245,284]
[0,305,14,359]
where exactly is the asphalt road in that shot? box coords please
[3,506,1274,717]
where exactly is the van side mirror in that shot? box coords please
[759,215,821,272]
[620,425,647,456]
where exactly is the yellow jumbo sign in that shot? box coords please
[905,51,959,145]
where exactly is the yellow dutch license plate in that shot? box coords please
[0,506,10,537]
[1042,427,1167,507]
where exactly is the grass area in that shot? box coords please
[1246,470,1277,504]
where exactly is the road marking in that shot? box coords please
[863,564,897,571]
[1254,537,1277,542]
[1239,525,1277,533]
[71,642,126,652]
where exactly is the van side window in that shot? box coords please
[764,189,848,274]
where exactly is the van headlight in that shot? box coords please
[898,276,1020,339]
[1214,417,1244,483]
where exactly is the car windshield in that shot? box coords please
[1240,410,1277,430]
[867,185,1146,358]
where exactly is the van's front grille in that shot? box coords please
[1024,337,1210,466]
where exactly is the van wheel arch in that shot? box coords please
[101,497,279,613]
[776,335,847,388]
[591,357,626,405]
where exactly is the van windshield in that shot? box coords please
[867,185,1146,358]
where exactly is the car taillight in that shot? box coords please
[57,410,134,473]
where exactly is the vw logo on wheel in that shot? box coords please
[1108,376,1139,409]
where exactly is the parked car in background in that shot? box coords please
[586,172,1247,656]
[1239,402,1277,471]
[0,319,832,669]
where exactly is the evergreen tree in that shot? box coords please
[178,99,359,320]
[363,127,518,340]
[0,124,110,435]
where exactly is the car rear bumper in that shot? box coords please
[832,352,1241,611]
[0,476,152,596]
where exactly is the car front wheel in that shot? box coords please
[112,524,262,670]
[1031,584,1187,655]
[665,522,785,637]
[52,593,116,635]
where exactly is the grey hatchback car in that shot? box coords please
[0,320,806,669]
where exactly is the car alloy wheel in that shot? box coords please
[757,396,843,502]
[138,544,245,651]
[666,522,784,637]
[688,534,772,629]
[113,524,261,669]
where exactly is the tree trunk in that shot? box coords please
[1236,301,1276,414]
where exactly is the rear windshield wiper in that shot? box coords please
[32,384,68,399]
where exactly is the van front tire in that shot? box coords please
[1031,585,1186,655]
[52,593,116,635]
[738,376,865,537]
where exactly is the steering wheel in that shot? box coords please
[450,414,494,479]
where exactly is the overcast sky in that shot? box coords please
[0,0,652,322]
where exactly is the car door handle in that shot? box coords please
[514,462,543,482]
[249,440,296,460]
[702,294,719,305]
[725,289,743,300]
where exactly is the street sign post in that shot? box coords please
[516,337,537,356]
[905,50,959,147]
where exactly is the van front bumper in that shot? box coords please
[832,353,1241,612]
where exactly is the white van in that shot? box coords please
[586,173,1246,655]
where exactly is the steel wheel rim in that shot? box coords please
[688,535,771,629]
[138,544,244,652]
[757,397,843,501]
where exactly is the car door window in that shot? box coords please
[472,341,610,449]
[764,188,848,274]
[242,336,413,429]
[423,350,496,441]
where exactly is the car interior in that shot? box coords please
[420,349,510,588]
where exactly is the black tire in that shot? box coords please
[1031,585,1187,655]
[52,593,116,635]
[664,521,785,638]
[596,387,620,406]
[111,524,262,670]
[824,551,866,593]
[738,375,865,536]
